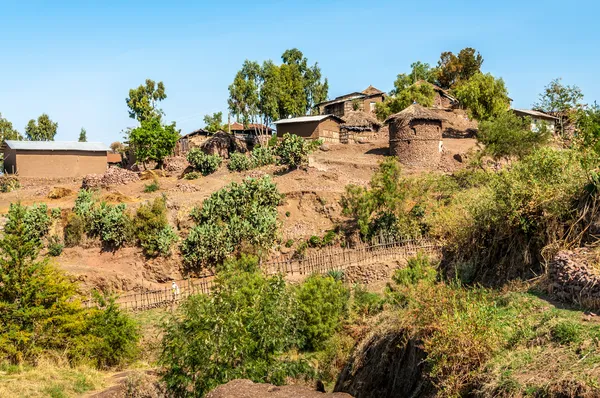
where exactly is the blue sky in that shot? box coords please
[1,0,598,144]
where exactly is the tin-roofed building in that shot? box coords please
[2,140,109,178]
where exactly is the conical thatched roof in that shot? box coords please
[341,110,382,131]
[385,104,444,124]
[362,85,384,96]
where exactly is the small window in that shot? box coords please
[369,102,376,112]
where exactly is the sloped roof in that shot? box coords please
[274,114,344,125]
[362,85,384,95]
[341,111,382,129]
[3,140,109,151]
[512,109,558,120]
[385,104,445,124]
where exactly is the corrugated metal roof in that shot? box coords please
[4,140,110,151]
[274,115,343,125]
[512,109,558,120]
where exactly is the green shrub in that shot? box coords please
[186,148,222,175]
[296,275,349,350]
[160,256,308,396]
[285,211,291,217]
[133,197,178,257]
[88,203,132,249]
[47,235,64,257]
[322,231,336,246]
[51,207,62,219]
[551,321,583,345]
[352,285,384,317]
[74,189,95,220]
[308,235,322,248]
[183,171,200,180]
[227,152,253,172]
[0,176,20,193]
[143,180,160,193]
[64,213,85,247]
[268,135,278,147]
[22,203,51,243]
[294,241,308,259]
[251,146,275,167]
[326,269,344,282]
[393,253,437,287]
[181,176,282,269]
[275,133,320,168]
[285,239,294,248]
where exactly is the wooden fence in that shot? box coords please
[93,237,439,312]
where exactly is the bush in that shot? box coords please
[322,231,336,246]
[0,176,20,193]
[143,180,160,193]
[186,148,222,175]
[88,203,133,248]
[251,146,275,167]
[160,256,308,396]
[227,152,253,172]
[47,235,64,257]
[308,235,322,248]
[64,213,85,247]
[23,203,51,243]
[74,189,95,220]
[183,171,200,180]
[393,253,438,287]
[285,239,294,248]
[551,321,583,345]
[181,176,282,269]
[352,285,385,317]
[275,133,320,168]
[133,197,178,257]
[296,275,349,350]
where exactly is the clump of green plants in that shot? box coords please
[64,213,85,247]
[308,235,322,248]
[351,285,385,318]
[183,171,201,180]
[47,235,64,257]
[74,188,95,221]
[0,203,140,367]
[143,180,160,193]
[181,176,282,269]
[160,255,310,396]
[284,239,294,248]
[275,133,320,168]
[186,148,222,175]
[0,175,20,193]
[251,145,275,167]
[133,196,178,257]
[227,152,253,172]
[23,203,52,243]
[88,203,133,249]
[296,274,349,350]
[342,158,425,240]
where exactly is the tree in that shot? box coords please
[453,73,510,121]
[128,117,179,168]
[436,47,483,89]
[110,141,125,153]
[24,113,58,141]
[126,79,167,122]
[391,62,437,95]
[376,83,435,120]
[0,113,22,141]
[534,78,584,136]
[78,127,87,142]
[228,49,328,126]
[203,112,224,133]
[477,111,550,160]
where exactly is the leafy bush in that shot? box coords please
[551,321,583,345]
[393,253,438,287]
[296,275,349,350]
[322,231,336,246]
[275,133,320,168]
[64,213,85,247]
[143,180,160,193]
[285,239,294,248]
[51,207,62,219]
[133,197,178,257]
[181,176,282,269]
[227,152,253,172]
[160,256,308,396]
[251,146,275,167]
[74,189,95,220]
[88,203,133,248]
[47,235,64,257]
[183,171,200,180]
[23,203,51,243]
[352,285,385,317]
[308,235,322,248]
[0,176,20,193]
[0,203,140,366]
[186,148,222,175]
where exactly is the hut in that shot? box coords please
[385,105,444,168]
[340,111,382,143]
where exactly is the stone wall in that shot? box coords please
[548,249,600,308]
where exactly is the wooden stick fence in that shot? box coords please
[90,238,439,312]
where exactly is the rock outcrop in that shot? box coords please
[548,248,600,307]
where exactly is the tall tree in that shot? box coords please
[24,113,58,141]
[78,127,87,142]
[128,117,179,169]
[453,73,510,121]
[436,47,483,89]
[203,112,224,133]
[126,79,167,122]
[534,78,584,136]
[227,60,261,127]
[0,113,22,141]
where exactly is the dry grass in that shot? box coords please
[0,357,107,398]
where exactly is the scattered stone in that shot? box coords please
[83,168,140,188]
[172,183,199,193]
[164,156,190,173]
[320,143,330,152]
